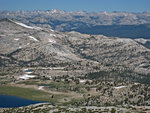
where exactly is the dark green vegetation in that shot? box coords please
[0,86,51,102]
[12,70,150,106]
[85,70,150,84]
[0,66,150,108]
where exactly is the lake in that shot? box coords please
[0,95,44,108]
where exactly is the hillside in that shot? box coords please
[0,19,150,77]
[0,19,150,110]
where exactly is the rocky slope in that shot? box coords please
[0,19,81,67]
[0,19,150,75]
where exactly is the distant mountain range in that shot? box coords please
[1,10,150,38]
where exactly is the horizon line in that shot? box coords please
[0,9,150,13]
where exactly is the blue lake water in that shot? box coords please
[0,95,43,108]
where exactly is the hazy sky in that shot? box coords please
[0,0,150,12]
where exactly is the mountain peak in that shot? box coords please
[50,9,64,13]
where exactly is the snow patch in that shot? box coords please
[18,74,35,80]
[50,29,54,32]
[135,38,150,44]
[49,76,52,80]
[114,86,126,89]
[27,43,30,45]
[19,46,22,49]
[80,80,86,83]
[14,38,20,41]
[28,36,39,42]
[134,83,140,85]
[24,68,32,74]
[50,34,56,37]
[25,71,32,74]
[38,86,44,90]
[24,68,29,71]
[51,9,59,13]
[48,39,56,43]
[32,26,42,30]
[14,21,42,30]
[23,34,29,36]
[15,22,34,29]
